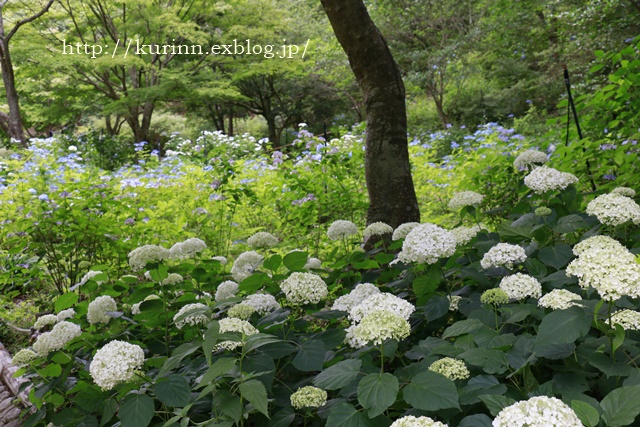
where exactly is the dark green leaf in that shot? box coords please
[55,292,78,312]
[538,244,573,270]
[198,357,236,388]
[553,215,587,233]
[284,251,308,271]
[155,375,192,407]
[479,394,516,417]
[442,319,485,339]
[263,255,282,271]
[458,414,493,427]
[458,348,509,374]
[119,393,155,427]
[238,379,269,417]
[314,359,362,390]
[601,386,640,426]
[326,403,375,427]
[292,339,325,372]
[357,373,398,417]
[403,371,460,411]
[534,306,591,349]
[571,400,600,427]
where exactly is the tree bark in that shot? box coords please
[0,41,23,143]
[320,0,420,228]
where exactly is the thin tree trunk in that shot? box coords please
[320,0,420,228]
[0,39,24,143]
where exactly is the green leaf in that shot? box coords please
[458,414,493,427]
[283,251,308,271]
[292,339,325,372]
[613,323,625,354]
[42,363,62,378]
[314,359,362,390]
[357,373,398,417]
[119,393,155,427]
[458,348,509,374]
[534,306,591,349]
[412,267,441,304]
[159,342,201,377]
[572,400,600,427]
[269,408,296,427]
[198,358,236,388]
[101,398,118,425]
[553,215,587,233]
[74,386,103,413]
[442,319,485,339]
[155,375,192,407]
[325,403,375,427]
[538,244,574,270]
[238,379,269,417]
[202,322,220,364]
[403,371,460,411]
[240,272,272,293]
[601,386,640,426]
[263,255,282,272]
[55,292,78,312]
[479,394,516,417]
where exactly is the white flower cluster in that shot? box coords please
[327,220,358,240]
[363,222,393,239]
[493,396,582,427]
[480,243,527,269]
[611,186,636,197]
[11,349,38,366]
[161,273,184,286]
[566,235,640,301]
[244,293,281,314]
[349,292,415,323]
[448,295,462,311]
[216,318,258,350]
[128,244,170,270]
[451,225,481,246]
[89,340,145,390]
[290,386,328,409]
[169,237,207,258]
[397,223,457,265]
[215,280,239,301]
[332,283,381,312]
[247,231,279,249]
[513,149,548,171]
[74,270,105,289]
[87,295,117,324]
[428,357,470,380]
[305,257,322,270]
[448,191,484,210]
[131,295,161,315]
[586,193,640,226]
[538,289,582,310]
[57,308,75,321]
[173,303,210,329]
[523,166,578,194]
[481,289,510,305]
[34,314,58,330]
[499,273,542,300]
[280,272,328,305]
[392,222,420,241]
[351,309,411,345]
[227,303,256,320]
[33,321,82,356]
[607,309,640,331]
[231,251,264,282]
[212,256,228,265]
[390,415,449,427]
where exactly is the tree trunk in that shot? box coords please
[320,0,420,228]
[0,39,24,144]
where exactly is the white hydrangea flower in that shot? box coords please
[231,251,264,282]
[227,303,256,320]
[244,293,281,315]
[448,191,484,210]
[131,295,161,315]
[327,220,359,240]
[523,166,578,194]
[32,321,82,356]
[499,273,542,300]
[87,296,117,324]
[173,303,210,329]
[344,324,368,349]
[390,415,449,427]
[89,340,145,391]
[363,222,393,239]
[538,289,582,310]
[128,244,170,270]
[392,222,420,241]
[513,149,548,171]
[56,308,75,321]
[481,289,510,305]
[448,295,462,311]
[169,237,207,258]
[290,386,327,409]
[428,357,470,380]
[247,231,279,249]
[215,280,239,301]
[305,257,322,270]
[351,310,411,345]
[611,186,636,197]
[332,283,381,312]
[349,292,415,323]
[11,349,38,366]
[607,309,640,331]
[586,193,640,226]
[34,314,58,330]
[480,243,527,269]
[74,270,105,289]
[215,318,259,350]
[397,223,457,265]
[161,273,184,286]
[493,396,582,427]
[451,225,481,245]
[212,256,228,265]
[280,272,328,305]
[566,236,640,301]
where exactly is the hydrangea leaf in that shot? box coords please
[601,385,640,426]
[119,393,154,427]
[313,359,362,390]
[283,251,307,271]
[357,372,398,417]
[534,306,591,348]
[571,400,600,427]
[292,339,325,371]
[54,292,78,312]
[403,371,460,411]
[538,244,574,270]
[238,379,269,417]
[155,374,192,407]
[479,394,516,417]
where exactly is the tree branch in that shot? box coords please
[6,0,54,42]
